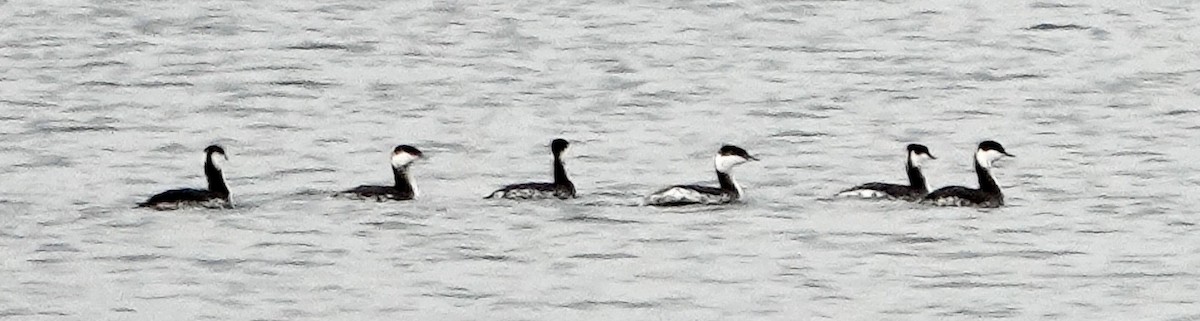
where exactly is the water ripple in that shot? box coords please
[568,253,638,260]
[560,300,658,310]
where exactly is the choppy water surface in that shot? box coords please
[2,0,1199,319]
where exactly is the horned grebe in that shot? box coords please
[342,145,423,201]
[138,145,231,210]
[645,145,758,206]
[922,140,1014,208]
[485,138,575,200]
[837,144,936,201]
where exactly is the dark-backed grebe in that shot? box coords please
[485,138,575,200]
[922,140,1014,208]
[342,145,423,201]
[838,144,936,201]
[138,145,231,210]
[645,145,758,206]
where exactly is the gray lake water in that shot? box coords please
[2,0,1199,319]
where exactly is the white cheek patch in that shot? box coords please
[911,151,938,168]
[909,151,925,168]
[988,150,1007,165]
[714,154,746,173]
[391,152,419,168]
[976,150,1006,168]
[210,152,227,170]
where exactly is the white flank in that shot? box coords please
[932,196,966,206]
[499,188,559,200]
[646,187,704,205]
[838,189,888,198]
